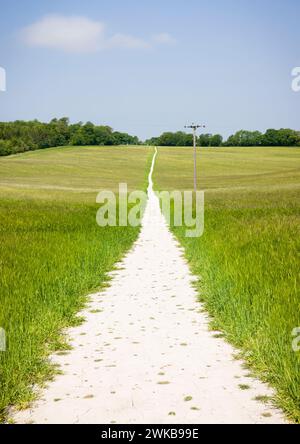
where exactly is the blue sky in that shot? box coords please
[0,0,299,140]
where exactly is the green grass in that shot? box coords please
[154,146,300,422]
[0,145,151,420]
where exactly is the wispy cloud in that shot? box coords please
[108,33,150,50]
[22,15,175,53]
[152,33,176,45]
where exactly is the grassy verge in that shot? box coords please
[154,146,300,422]
[0,146,152,420]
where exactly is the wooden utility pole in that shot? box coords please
[184,124,206,192]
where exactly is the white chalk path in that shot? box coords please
[14,149,286,424]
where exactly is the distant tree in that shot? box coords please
[0,140,11,156]
[93,126,115,145]
[210,134,223,147]
[181,132,194,146]
[225,130,263,146]
[146,131,193,147]
[261,129,279,146]
[145,137,159,146]
[198,134,211,147]
[158,132,178,146]
[113,131,139,145]
[262,128,300,146]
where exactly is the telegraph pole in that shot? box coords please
[184,124,206,192]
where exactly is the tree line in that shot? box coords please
[0,118,140,156]
[146,128,300,147]
[0,118,299,156]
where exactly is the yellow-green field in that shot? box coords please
[0,146,151,420]
[154,146,300,421]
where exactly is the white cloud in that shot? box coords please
[152,33,176,45]
[23,15,105,53]
[22,15,176,53]
[108,33,150,50]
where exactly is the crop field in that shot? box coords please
[1,145,299,423]
[154,147,300,421]
[0,146,151,419]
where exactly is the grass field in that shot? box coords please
[1,144,299,422]
[0,145,151,420]
[154,147,300,421]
